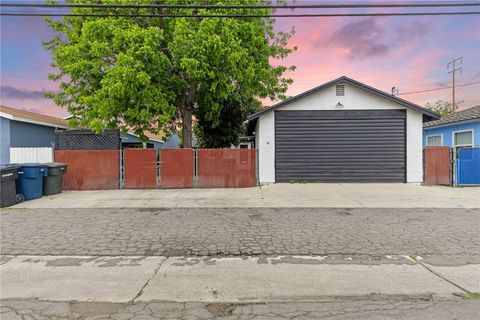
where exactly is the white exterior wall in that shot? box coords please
[256,84,424,184]
[406,110,423,183]
[256,112,275,184]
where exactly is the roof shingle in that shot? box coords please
[423,105,480,128]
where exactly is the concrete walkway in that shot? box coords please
[11,183,480,209]
[1,255,478,303]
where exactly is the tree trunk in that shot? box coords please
[180,84,196,148]
[181,107,193,148]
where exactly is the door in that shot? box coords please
[275,109,406,182]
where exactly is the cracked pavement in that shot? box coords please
[1,207,479,265]
[2,299,480,320]
[2,207,480,319]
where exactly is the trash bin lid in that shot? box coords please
[0,164,20,171]
[18,163,48,168]
[45,162,68,168]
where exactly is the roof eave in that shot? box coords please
[424,117,480,129]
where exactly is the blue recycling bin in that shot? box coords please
[16,164,48,201]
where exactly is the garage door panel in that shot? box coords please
[275,109,406,182]
[276,123,405,129]
[276,163,406,169]
[277,109,406,118]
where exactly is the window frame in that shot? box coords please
[452,129,474,147]
[426,134,443,146]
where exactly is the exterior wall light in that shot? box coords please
[336,102,344,109]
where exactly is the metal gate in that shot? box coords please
[123,149,157,188]
[275,110,406,182]
[424,146,452,186]
[456,147,480,186]
[160,149,194,188]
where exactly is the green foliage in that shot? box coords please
[425,100,454,116]
[44,0,295,146]
[195,96,261,148]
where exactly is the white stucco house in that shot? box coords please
[246,76,440,184]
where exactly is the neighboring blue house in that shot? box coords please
[423,105,480,148]
[1,105,69,164]
[1,105,187,163]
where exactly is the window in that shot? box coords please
[426,135,442,146]
[453,130,473,147]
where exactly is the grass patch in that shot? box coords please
[466,292,480,300]
[288,179,307,184]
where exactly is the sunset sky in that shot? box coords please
[1,1,479,118]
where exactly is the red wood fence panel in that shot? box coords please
[198,149,256,188]
[424,146,452,186]
[124,149,157,189]
[55,150,119,190]
[160,149,193,188]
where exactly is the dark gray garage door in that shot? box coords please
[275,109,406,182]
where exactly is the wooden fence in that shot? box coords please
[10,147,53,163]
[424,147,452,186]
[55,150,120,190]
[54,148,256,190]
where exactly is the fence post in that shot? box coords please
[422,148,425,186]
[157,149,161,188]
[193,148,199,188]
[119,149,124,189]
[453,148,457,187]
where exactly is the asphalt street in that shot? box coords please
[1,207,479,265]
[1,207,479,319]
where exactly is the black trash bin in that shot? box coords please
[1,165,20,207]
[43,163,68,195]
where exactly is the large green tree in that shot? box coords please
[45,0,295,147]
[195,95,261,148]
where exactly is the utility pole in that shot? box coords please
[447,57,462,111]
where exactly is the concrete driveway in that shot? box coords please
[11,183,480,209]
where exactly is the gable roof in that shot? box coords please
[0,105,68,129]
[424,105,480,128]
[247,76,441,122]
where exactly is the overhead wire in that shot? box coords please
[1,12,479,18]
[1,1,479,9]
[1,1,479,18]
[398,81,480,96]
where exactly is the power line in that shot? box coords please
[2,12,479,18]
[397,81,480,96]
[441,71,480,100]
[1,2,479,10]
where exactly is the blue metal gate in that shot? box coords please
[456,147,480,186]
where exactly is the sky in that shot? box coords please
[1,1,479,118]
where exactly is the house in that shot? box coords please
[64,115,181,149]
[64,115,184,149]
[1,105,183,164]
[423,105,480,149]
[0,105,68,164]
[246,76,440,184]
[121,131,166,149]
